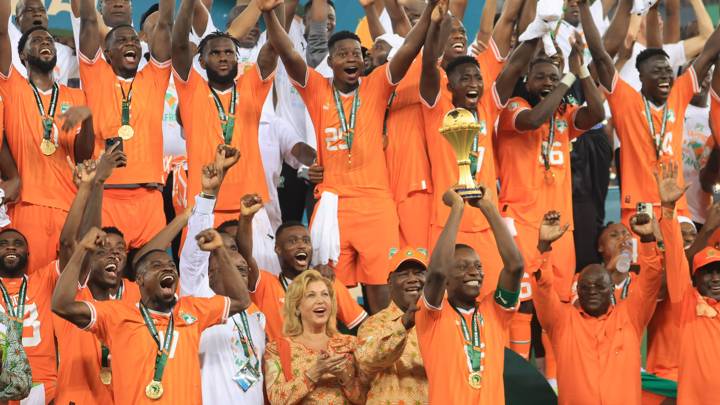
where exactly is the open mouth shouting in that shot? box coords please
[39,46,53,57]
[293,251,309,269]
[466,89,480,104]
[3,253,19,266]
[158,272,177,296]
[343,66,361,81]
[122,49,138,64]
[311,305,329,320]
[657,80,671,95]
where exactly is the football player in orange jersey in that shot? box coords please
[262,0,437,313]
[0,0,94,272]
[582,0,720,224]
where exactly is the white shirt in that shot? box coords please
[618,41,686,91]
[555,1,608,73]
[682,103,713,224]
[258,106,304,231]
[9,16,79,85]
[179,195,266,404]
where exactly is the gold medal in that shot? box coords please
[118,125,134,140]
[544,170,555,185]
[99,368,111,385]
[40,139,56,156]
[145,380,163,400]
[468,371,482,389]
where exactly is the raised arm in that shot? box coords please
[134,211,190,268]
[579,0,615,91]
[305,0,329,68]
[663,0,680,44]
[384,0,411,37]
[599,0,632,59]
[52,228,106,328]
[626,212,664,331]
[58,106,94,163]
[262,1,307,86]
[644,3,662,49]
[171,0,197,81]
[196,229,251,315]
[494,38,540,105]
[423,188,464,308]
[691,24,720,84]
[149,0,174,62]
[474,0,497,48]
[468,188,525,293]
[78,0,102,58]
[0,139,21,206]
[59,159,98,271]
[683,0,714,61]
[361,0,386,41]
[491,0,524,58]
[227,0,262,41]
[532,211,571,333]
[511,67,574,131]
[236,194,263,291]
[449,0,467,20]
[569,34,605,130]
[387,0,435,84]
[419,3,447,105]
[0,0,10,76]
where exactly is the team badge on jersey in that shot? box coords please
[556,119,568,133]
[668,109,676,123]
[179,311,197,325]
[479,120,487,135]
[509,101,520,111]
[60,103,71,114]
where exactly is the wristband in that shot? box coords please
[494,286,520,309]
[200,192,216,200]
[560,72,577,88]
[578,65,591,79]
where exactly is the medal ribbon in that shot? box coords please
[28,80,59,143]
[232,312,259,370]
[102,281,124,368]
[332,87,360,152]
[382,91,397,136]
[119,80,134,126]
[642,97,669,159]
[542,115,556,172]
[610,276,632,305]
[0,277,26,332]
[470,111,483,177]
[451,305,483,373]
[279,274,291,291]
[139,303,174,384]
[209,86,237,145]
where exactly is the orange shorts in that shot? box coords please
[429,225,503,300]
[8,203,65,272]
[397,191,432,249]
[329,196,399,286]
[101,188,166,249]
[512,220,576,302]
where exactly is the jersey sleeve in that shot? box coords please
[240,64,275,116]
[292,67,329,125]
[78,48,112,99]
[711,90,720,147]
[187,295,231,331]
[173,65,204,100]
[0,66,26,96]
[139,57,172,94]
[625,242,663,332]
[498,97,532,133]
[332,279,368,329]
[659,217,692,304]
[366,63,397,103]
[602,72,636,141]
[476,38,506,89]
[527,251,564,334]
[671,67,701,108]
[82,300,120,346]
[566,104,586,140]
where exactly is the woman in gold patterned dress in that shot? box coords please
[263,270,366,404]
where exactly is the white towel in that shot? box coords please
[252,207,282,276]
[518,0,563,56]
[310,191,341,266]
[631,0,658,15]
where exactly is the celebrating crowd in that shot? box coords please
[0,0,718,403]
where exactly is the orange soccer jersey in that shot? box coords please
[175,66,272,212]
[83,295,230,405]
[711,89,720,147]
[604,68,699,211]
[0,66,84,210]
[55,280,141,405]
[294,65,396,199]
[250,270,367,342]
[0,261,61,402]
[415,293,515,404]
[79,51,170,185]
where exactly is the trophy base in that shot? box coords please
[457,187,484,200]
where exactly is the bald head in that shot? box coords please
[576,264,613,317]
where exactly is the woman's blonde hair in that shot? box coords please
[282,270,338,337]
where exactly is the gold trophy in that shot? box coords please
[440,108,484,199]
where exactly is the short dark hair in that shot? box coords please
[139,3,159,30]
[102,226,125,239]
[275,220,306,240]
[328,30,360,52]
[304,0,336,13]
[529,56,559,72]
[18,25,51,56]
[104,24,135,47]
[134,249,169,277]
[635,48,670,71]
[0,228,27,244]
[444,55,480,77]
[197,31,242,56]
[455,243,475,253]
[217,220,239,236]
